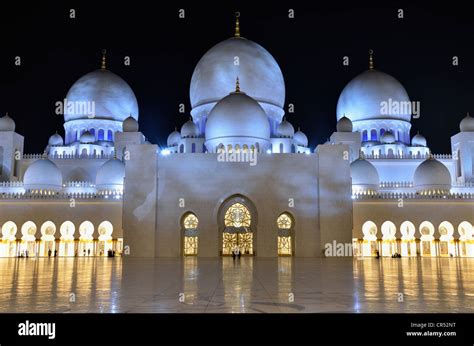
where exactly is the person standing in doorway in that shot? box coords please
[48,249,52,257]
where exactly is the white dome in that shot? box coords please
[167,129,181,147]
[48,133,64,146]
[414,158,451,193]
[337,69,411,123]
[411,132,427,147]
[181,119,199,138]
[350,158,379,191]
[190,37,285,122]
[0,113,15,132]
[293,129,308,147]
[336,116,353,132]
[380,130,395,144]
[80,131,95,144]
[123,116,139,132]
[64,69,139,123]
[24,158,62,191]
[96,158,125,191]
[205,91,270,145]
[460,113,474,132]
[276,119,294,138]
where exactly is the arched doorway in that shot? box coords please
[419,221,435,256]
[182,212,198,256]
[40,221,56,256]
[400,221,416,257]
[1,221,18,257]
[362,221,378,256]
[98,221,113,256]
[381,221,397,256]
[277,212,294,256]
[59,221,75,256]
[79,221,94,256]
[20,221,37,257]
[458,221,474,257]
[438,221,455,257]
[220,198,255,256]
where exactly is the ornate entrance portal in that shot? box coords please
[222,202,254,255]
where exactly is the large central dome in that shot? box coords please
[190,37,285,111]
[64,69,139,123]
[336,69,411,123]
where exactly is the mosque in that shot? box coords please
[1,18,474,259]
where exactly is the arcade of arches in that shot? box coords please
[0,220,122,257]
[356,220,474,257]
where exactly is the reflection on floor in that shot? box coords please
[0,257,473,313]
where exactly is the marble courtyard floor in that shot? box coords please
[0,256,473,313]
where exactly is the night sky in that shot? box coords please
[0,1,473,153]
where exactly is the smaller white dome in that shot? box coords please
[460,113,474,132]
[167,129,181,147]
[350,158,379,192]
[24,158,62,192]
[411,132,427,147]
[0,113,15,132]
[276,119,295,138]
[123,116,139,132]
[293,128,308,147]
[96,158,125,191]
[48,132,64,146]
[336,116,353,132]
[181,119,199,138]
[380,131,396,144]
[414,157,451,193]
[80,131,95,144]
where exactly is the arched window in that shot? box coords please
[291,144,296,153]
[191,143,196,153]
[98,129,105,141]
[183,213,198,256]
[370,129,377,141]
[89,129,95,136]
[380,128,386,137]
[277,212,294,256]
[107,130,113,141]
[179,144,184,153]
[279,143,284,153]
[362,130,368,142]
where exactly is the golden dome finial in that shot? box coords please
[101,49,107,70]
[234,12,241,37]
[235,77,240,92]
[369,49,374,70]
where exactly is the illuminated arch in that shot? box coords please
[98,221,113,240]
[60,221,75,240]
[438,221,455,256]
[219,195,257,256]
[277,212,294,256]
[182,212,198,256]
[361,221,378,257]
[419,221,435,256]
[458,221,474,257]
[458,221,473,239]
[2,221,17,241]
[400,221,416,257]
[381,221,396,240]
[21,221,37,241]
[79,221,94,240]
[40,221,56,241]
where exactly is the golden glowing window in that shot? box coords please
[184,236,198,256]
[277,213,292,229]
[183,213,198,229]
[278,237,292,256]
[224,203,251,228]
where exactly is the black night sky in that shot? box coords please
[0,1,473,153]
